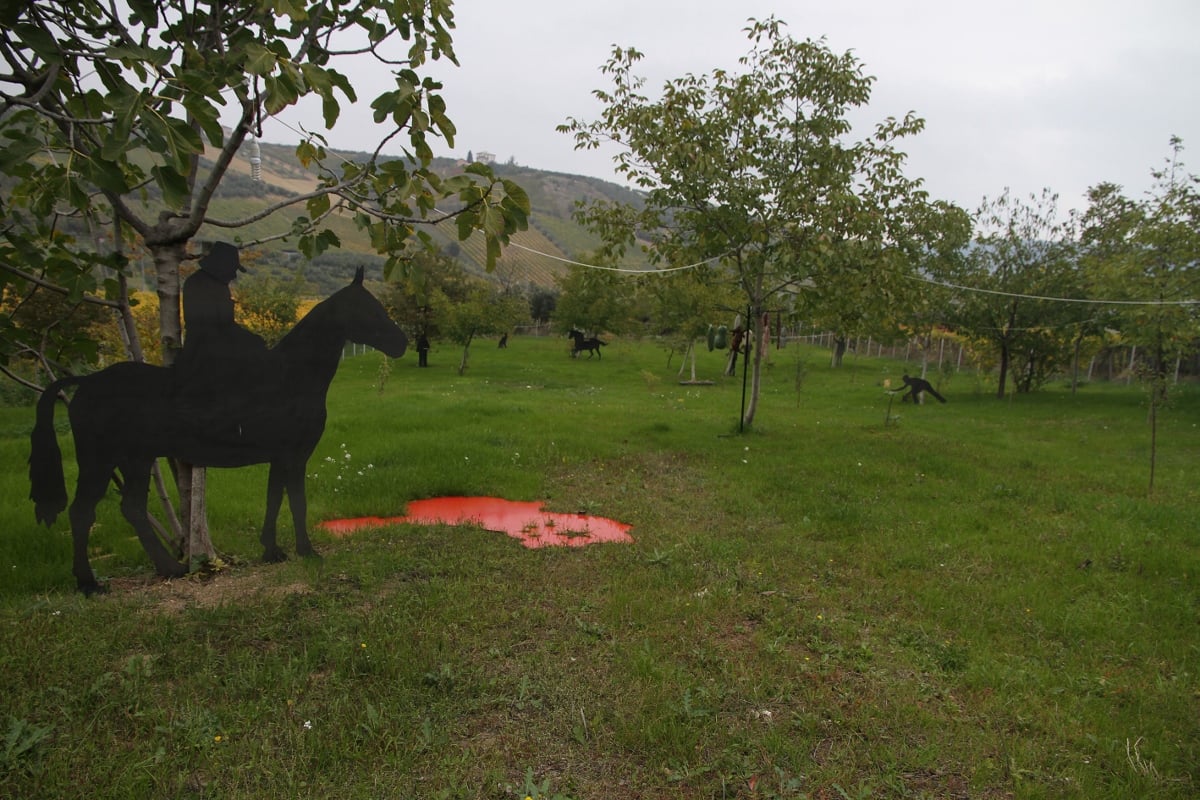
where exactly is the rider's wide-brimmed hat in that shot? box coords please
[198,241,246,283]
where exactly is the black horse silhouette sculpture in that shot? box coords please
[900,374,947,404]
[29,267,406,594]
[568,329,606,359]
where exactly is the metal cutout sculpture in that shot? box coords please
[29,265,407,594]
[567,329,605,359]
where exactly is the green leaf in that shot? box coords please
[321,94,340,129]
[127,0,159,28]
[456,210,475,242]
[152,164,190,210]
[307,192,331,219]
[85,155,131,195]
[502,179,532,216]
[243,43,278,77]
[485,235,501,271]
[143,114,203,174]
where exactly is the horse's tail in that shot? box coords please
[29,376,80,526]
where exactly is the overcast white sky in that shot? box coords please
[260,0,1200,214]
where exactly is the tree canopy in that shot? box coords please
[0,0,529,378]
[559,17,965,427]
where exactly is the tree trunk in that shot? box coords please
[743,308,766,428]
[458,332,474,375]
[187,467,215,571]
[996,339,1010,399]
[1071,331,1083,395]
[115,270,185,553]
[151,241,215,566]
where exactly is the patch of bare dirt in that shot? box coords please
[105,565,311,614]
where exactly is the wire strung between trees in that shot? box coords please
[259,118,1196,303]
[506,241,723,273]
[910,274,1200,306]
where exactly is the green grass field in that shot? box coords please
[1,335,1196,798]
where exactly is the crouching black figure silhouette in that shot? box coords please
[901,374,946,404]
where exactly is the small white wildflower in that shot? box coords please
[303,720,312,730]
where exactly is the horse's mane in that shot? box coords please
[272,286,341,352]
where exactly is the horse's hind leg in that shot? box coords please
[260,462,288,562]
[67,465,111,595]
[119,462,187,580]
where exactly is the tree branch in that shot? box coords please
[0,261,121,308]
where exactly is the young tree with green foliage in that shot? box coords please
[0,0,529,564]
[637,268,739,381]
[381,248,473,340]
[889,200,974,377]
[949,189,1078,398]
[1079,137,1200,490]
[442,283,528,375]
[560,17,959,427]
[553,263,636,339]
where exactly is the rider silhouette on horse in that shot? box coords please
[175,242,270,436]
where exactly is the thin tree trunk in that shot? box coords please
[744,311,765,428]
[152,241,215,565]
[110,230,185,553]
[188,467,214,571]
[997,340,1010,399]
[458,332,474,375]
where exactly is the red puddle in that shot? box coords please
[319,496,633,549]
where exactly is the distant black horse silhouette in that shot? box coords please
[568,329,606,359]
[29,268,407,594]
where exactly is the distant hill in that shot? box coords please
[200,139,647,295]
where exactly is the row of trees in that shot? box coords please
[554,18,1198,427]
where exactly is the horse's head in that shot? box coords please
[329,267,407,357]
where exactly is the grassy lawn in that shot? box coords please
[1,334,1196,798]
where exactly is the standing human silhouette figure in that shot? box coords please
[417,332,430,367]
[176,242,269,434]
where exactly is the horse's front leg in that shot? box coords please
[260,462,288,563]
[119,461,187,580]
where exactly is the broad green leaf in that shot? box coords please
[152,164,190,210]
[307,192,331,218]
[243,42,278,76]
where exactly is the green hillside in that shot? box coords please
[198,140,648,294]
